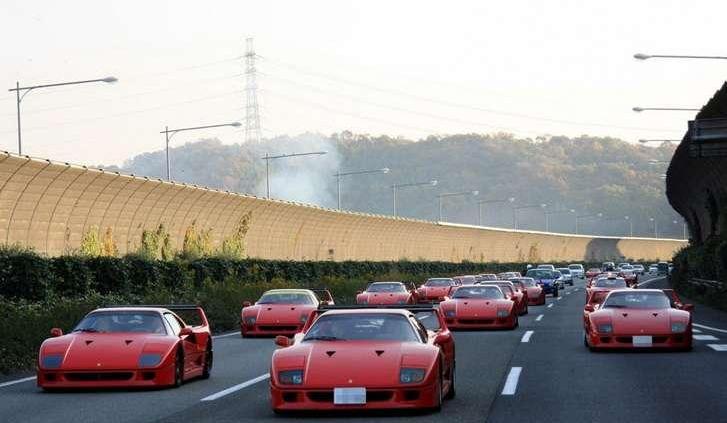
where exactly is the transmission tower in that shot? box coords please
[244,37,262,143]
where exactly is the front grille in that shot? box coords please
[258,325,299,332]
[64,372,134,381]
[282,392,299,402]
[458,319,495,325]
[306,390,395,403]
[307,391,333,402]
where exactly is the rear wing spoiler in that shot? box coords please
[318,304,438,311]
[103,304,209,327]
[312,304,446,333]
[308,288,334,303]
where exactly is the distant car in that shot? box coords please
[656,262,670,276]
[584,289,692,351]
[356,282,416,305]
[648,264,658,273]
[537,264,556,271]
[601,262,616,272]
[617,262,631,269]
[440,285,519,329]
[583,290,610,329]
[631,264,645,275]
[525,268,560,297]
[37,305,212,390]
[475,274,499,282]
[417,278,457,302]
[452,275,477,285]
[241,289,334,337]
[585,268,602,281]
[552,270,565,289]
[511,277,545,305]
[270,306,456,412]
[482,281,528,315]
[568,264,585,279]
[556,268,574,286]
[617,267,638,287]
[497,271,522,280]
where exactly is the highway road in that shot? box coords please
[2,276,727,422]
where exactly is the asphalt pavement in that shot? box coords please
[2,276,727,422]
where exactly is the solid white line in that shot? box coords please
[0,376,36,388]
[535,314,544,321]
[636,276,662,287]
[200,373,270,401]
[501,367,522,395]
[693,328,702,333]
[547,303,554,308]
[693,323,727,334]
[521,331,534,343]
[566,292,571,295]
[693,334,719,341]
[212,331,239,339]
[707,344,727,351]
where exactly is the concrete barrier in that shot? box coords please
[0,152,686,261]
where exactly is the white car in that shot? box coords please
[557,268,574,286]
[568,264,584,279]
[538,264,556,271]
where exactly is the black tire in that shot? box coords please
[173,348,184,388]
[522,303,529,315]
[444,361,456,400]
[201,341,213,379]
[512,315,519,329]
[432,365,444,412]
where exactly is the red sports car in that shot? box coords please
[241,289,334,337]
[586,275,628,300]
[417,278,458,302]
[356,282,416,305]
[270,306,455,413]
[585,268,602,283]
[452,275,477,285]
[37,305,212,390]
[582,289,610,328]
[439,285,518,329]
[484,281,528,315]
[475,274,499,283]
[584,289,692,351]
[662,289,695,312]
[512,277,545,305]
[617,269,639,287]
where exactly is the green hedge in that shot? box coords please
[671,236,727,311]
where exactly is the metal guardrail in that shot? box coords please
[688,278,726,291]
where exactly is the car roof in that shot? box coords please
[320,309,412,316]
[263,289,316,295]
[92,307,166,313]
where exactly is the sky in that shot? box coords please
[1,0,726,166]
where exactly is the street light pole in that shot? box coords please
[261,151,328,199]
[333,168,390,210]
[544,209,576,233]
[437,190,479,222]
[634,53,727,61]
[575,212,602,235]
[625,216,633,237]
[649,217,659,238]
[161,122,242,181]
[513,204,547,230]
[477,197,515,226]
[391,180,438,217]
[638,139,680,144]
[632,107,699,113]
[8,76,118,155]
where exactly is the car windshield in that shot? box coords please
[303,314,420,342]
[73,311,166,334]
[558,269,571,275]
[568,265,582,270]
[516,278,537,287]
[588,291,609,305]
[367,283,406,293]
[425,278,453,287]
[594,278,627,288]
[258,292,314,305]
[621,265,633,270]
[602,292,671,309]
[526,269,555,279]
[633,265,644,269]
[477,274,498,280]
[413,310,441,332]
[453,286,504,299]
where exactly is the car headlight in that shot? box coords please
[671,322,686,333]
[139,353,162,368]
[41,354,63,369]
[597,324,613,333]
[399,368,426,384]
[279,370,304,385]
[244,316,256,326]
[445,310,456,318]
[497,310,509,318]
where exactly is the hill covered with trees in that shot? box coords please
[107,133,680,238]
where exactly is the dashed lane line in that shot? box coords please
[535,314,544,321]
[694,334,720,341]
[501,367,522,395]
[212,331,239,339]
[521,331,534,343]
[0,376,36,388]
[707,344,727,352]
[200,373,270,401]
[693,323,727,334]
[693,328,702,333]
[557,297,562,301]
[547,303,554,308]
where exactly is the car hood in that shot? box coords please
[444,298,511,318]
[247,304,315,324]
[593,308,685,334]
[40,333,176,370]
[358,292,410,304]
[419,286,451,297]
[525,287,542,297]
[276,340,436,388]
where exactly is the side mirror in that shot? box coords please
[275,335,291,348]
[433,333,450,345]
[584,304,595,312]
[319,300,328,306]
[179,327,193,337]
[682,304,694,312]
[50,328,63,337]
[356,290,363,295]
[242,301,252,308]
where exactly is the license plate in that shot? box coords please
[334,387,366,405]
[633,335,652,347]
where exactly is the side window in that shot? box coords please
[163,313,182,335]
[409,316,428,342]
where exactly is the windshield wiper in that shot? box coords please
[305,335,346,341]
[73,328,100,333]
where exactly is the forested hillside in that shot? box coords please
[107,133,680,237]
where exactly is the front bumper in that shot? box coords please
[37,361,176,389]
[586,331,692,350]
[527,292,546,305]
[271,381,440,411]
[445,314,516,330]
[241,322,304,337]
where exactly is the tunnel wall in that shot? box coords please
[0,152,685,262]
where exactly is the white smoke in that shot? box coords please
[254,133,340,208]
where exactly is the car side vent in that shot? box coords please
[125,340,133,345]
[85,340,93,346]
[375,350,384,356]
[326,351,335,357]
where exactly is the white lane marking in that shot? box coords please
[521,331,534,343]
[566,292,571,295]
[0,376,36,388]
[212,331,239,339]
[501,367,522,395]
[693,334,719,341]
[557,297,562,301]
[693,328,702,333]
[535,314,544,321]
[636,277,662,287]
[547,303,554,308]
[693,323,727,334]
[200,373,270,401]
[707,344,727,351]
